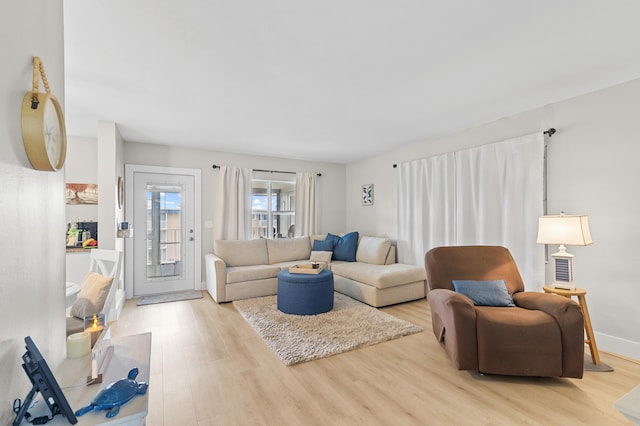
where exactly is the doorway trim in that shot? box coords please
[124,164,202,299]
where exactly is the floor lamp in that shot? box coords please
[536,214,593,290]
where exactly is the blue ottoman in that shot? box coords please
[277,269,334,315]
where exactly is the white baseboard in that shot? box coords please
[596,331,640,362]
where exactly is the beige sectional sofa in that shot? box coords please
[205,234,426,307]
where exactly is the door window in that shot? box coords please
[146,187,182,278]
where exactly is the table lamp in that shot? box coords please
[536,213,593,290]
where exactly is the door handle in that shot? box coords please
[189,237,194,241]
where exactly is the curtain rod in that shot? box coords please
[212,164,322,177]
[391,128,557,168]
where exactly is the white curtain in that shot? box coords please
[397,132,545,290]
[295,172,317,236]
[213,166,252,240]
[455,134,545,290]
[397,153,456,266]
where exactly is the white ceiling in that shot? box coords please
[63,1,640,164]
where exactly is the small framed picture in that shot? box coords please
[362,184,373,206]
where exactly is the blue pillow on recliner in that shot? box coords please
[326,232,359,262]
[452,279,515,307]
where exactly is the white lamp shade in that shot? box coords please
[536,215,593,246]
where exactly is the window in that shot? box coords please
[146,188,182,277]
[252,179,295,239]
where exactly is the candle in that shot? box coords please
[66,332,91,359]
[91,314,99,329]
[91,358,98,379]
[84,313,106,348]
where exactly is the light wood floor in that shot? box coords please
[110,292,639,425]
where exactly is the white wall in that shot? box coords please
[0,1,66,423]
[97,121,125,251]
[124,142,347,283]
[346,78,640,360]
[66,136,98,224]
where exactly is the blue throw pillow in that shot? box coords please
[326,232,359,262]
[312,238,334,252]
[452,279,515,307]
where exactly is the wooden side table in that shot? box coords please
[543,285,601,365]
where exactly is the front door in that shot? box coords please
[127,165,201,296]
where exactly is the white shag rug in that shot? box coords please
[233,292,423,366]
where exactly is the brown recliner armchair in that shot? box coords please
[425,245,584,378]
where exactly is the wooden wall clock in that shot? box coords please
[21,57,67,171]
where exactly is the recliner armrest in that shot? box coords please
[513,291,583,324]
[513,291,585,378]
[427,289,478,371]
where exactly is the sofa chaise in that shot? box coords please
[205,234,426,307]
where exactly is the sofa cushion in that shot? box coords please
[327,232,359,262]
[70,272,113,319]
[331,262,425,289]
[476,306,562,376]
[356,236,391,265]
[226,265,281,284]
[214,239,268,266]
[267,237,311,264]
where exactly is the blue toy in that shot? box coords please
[75,368,148,418]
